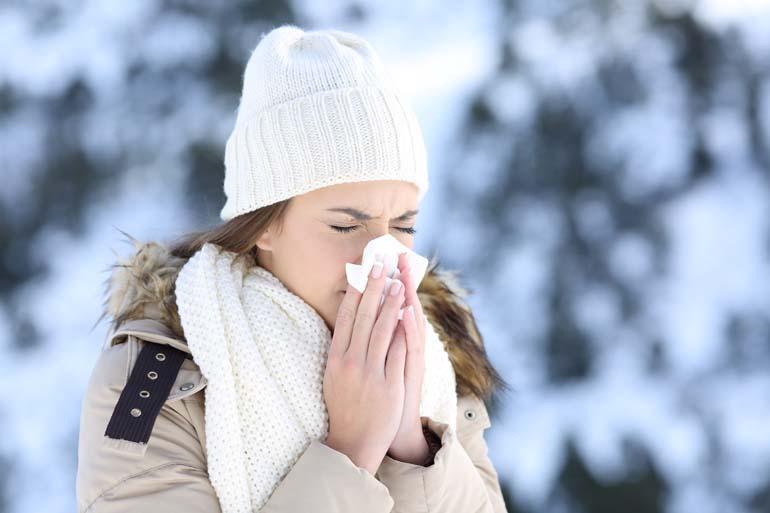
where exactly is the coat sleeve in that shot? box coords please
[76,339,395,513]
[375,394,509,513]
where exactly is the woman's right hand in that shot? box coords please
[322,255,408,475]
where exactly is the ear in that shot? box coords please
[254,226,274,252]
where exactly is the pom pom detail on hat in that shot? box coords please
[220,24,429,221]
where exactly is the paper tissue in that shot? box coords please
[345,233,429,320]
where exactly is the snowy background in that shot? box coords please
[2,1,770,512]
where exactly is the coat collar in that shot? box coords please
[97,238,508,401]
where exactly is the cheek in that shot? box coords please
[296,232,362,295]
[306,253,348,296]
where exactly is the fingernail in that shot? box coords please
[371,261,383,278]
[389,280,402,296]
[406,305,414,318]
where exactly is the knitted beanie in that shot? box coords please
[219,24,430,221]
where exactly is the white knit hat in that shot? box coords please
[219,24,430,221]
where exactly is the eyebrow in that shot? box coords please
[325,207,419,221]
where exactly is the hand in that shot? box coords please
[385,252,430,464]
[323,256,409,475]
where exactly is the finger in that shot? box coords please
[329,281,362,359]
[385,321,407,384]
[397,252,416,306]
[366,278,405,372]
[401,305,424,381]
[375,277,398,318]
[397,253,426,338]
[348,255,388,361]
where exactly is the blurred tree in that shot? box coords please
[437,1,770,512]
[0,0,299,351]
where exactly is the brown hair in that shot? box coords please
[166,199,292,262]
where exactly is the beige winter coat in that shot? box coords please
[76,240,510,512]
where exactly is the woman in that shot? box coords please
[76,24,510,513]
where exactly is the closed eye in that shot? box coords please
[330,225,417,235]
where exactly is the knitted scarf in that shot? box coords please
[174,242,458,513]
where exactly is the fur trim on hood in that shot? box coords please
[94,235,509,402]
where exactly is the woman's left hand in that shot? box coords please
[385,251,429,464]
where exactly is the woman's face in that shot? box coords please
[255,179,420,333]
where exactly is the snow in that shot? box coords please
[2,0,770,512]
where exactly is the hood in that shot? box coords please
[95,236,509,401]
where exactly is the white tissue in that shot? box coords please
[345,233,429,320]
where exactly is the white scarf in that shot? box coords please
[175,242,458,513]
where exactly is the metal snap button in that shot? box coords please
[130,408,142,417]
[179,382,195,391]
[155,352,166,361]
[139,390,150,398]
[147,371,158,380]
[464,409,476,420]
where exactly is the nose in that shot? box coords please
[367,225,390,240]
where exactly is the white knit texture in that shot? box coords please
[220,24,429,221]
[175,242,457,513]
